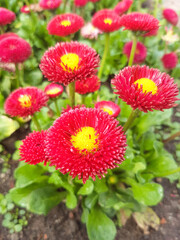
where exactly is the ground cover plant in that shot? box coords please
[0,0,180,239]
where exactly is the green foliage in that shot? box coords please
[0,115,19,141]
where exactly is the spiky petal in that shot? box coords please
[75,75,100,94]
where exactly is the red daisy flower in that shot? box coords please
[0,7,16,26]
[81,22,102,39]
[19,130,48,165]
[40,41,100,86]
[0,37,32,63]
[88,0,100,2]
[47,13,84,37]
[39,0,62,9]
[95,101,121,117]
[111,65,179,112]
[74,0,88,7]
[75,76,100,94]
[123,41,147,64]
[92,9,121,33]
[0,32,19,42]
[161,52,178,70]
[45,108,126,183]
[4,87,49,118]
[20,5,31,14]
[61,104,85,114]
[119,12,159,37]
[114,0,133,16]
[163,8,178,26]
[44,83,63,98]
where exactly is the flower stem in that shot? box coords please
[15,64,20,89]
[81,95,86,105]
[54,98,60,116]
[63,0,68,13]
[153,0,159,18]
[128,35,137,66]
[32,114,41,131]
[98,33,110,79]
[69,81,75,107]
[123,109,139,133]
[163,131,180,144]
[0,26,4,34]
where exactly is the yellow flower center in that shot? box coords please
[104,18,112,25]
[101,107,113,115]
[18,94,32,108]
[46,88,61,95]
[133,78,158,95]
[70,126,99,153]
[60,20,71,27]
[60,53,80,72]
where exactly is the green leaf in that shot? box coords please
[66,192,77,209]
[14,164,46,188]
[131,182,163,206]
[10,183,66,215]
[94,178,108,193]
[87,207,116,240]
[0,115,19,141]
[24,69,42,86]
[85,192,98,209]
[14,224,22,232]
[78,180,94,195]
[99,192,120,208]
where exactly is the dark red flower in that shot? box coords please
[0,32,19,42]
[39,0,62,9]
[45,108,126,183]
[161,52,178,70]
[5,87,48,118]
[47,13,84,37]
[74,0,88,7]
[19,131,48,165]
[40,41,100,86]
[163,8,178,26]
[0,7,16,26]
[0,37,31,63]
[92,9,121,32]
[114,0,133,15]
[119,12,159,37]
[95,101,121,117]
[44,83,63,98]
[123,41,147,64]
[75,76,100,94]
[112,65,179,112]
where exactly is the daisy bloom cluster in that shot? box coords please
[114,0,133,16]
[19,131,48,165]
[163,8,178,26]
[40,41,100,86]
[39,0,62,10]
[0,37,32,63]
[45,108,126,183]
[47,13,84,37]
[112,65,179,112]
[0,7,16,26]
[74,0,88,7]
[119,12,159,37]
[123,41,147,64]
[161,52,178,70]
[81,22,102,39]
[75,76,100,94]
[92,9,121,32]
[44,83,63,98]
[95,101,121,117]
[5,87,48,118]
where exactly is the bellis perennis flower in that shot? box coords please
[0,7,16,26]
[92,9,121,33]
[0,37,31,63]
[19,131,48,165]
[39,0,62,9]
[44,83,63,98]
[40,41,99,86]
[75,76,100,94]
[45,108,126,183]
[81,22,102,40]
[161,52,178,70]
[112,65,179,112]
[123,41,147,64]
[5,87,48,118]
[119,12,159,37]
[163,8,178,26]
[74,0,88,7]
[114,0,133,16]
[95,101,121,117]
[47,13,84,37]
